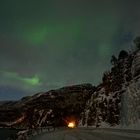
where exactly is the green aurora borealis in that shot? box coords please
[0,0,140,100]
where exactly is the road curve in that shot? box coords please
[29,128,140,140]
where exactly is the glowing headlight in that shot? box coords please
[68,122,75,128]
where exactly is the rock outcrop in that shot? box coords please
[0,84,96,128]
[80,49,140,128]
[1,49,140,129]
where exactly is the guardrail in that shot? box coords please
[8,126,55,140]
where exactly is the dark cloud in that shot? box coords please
[0,0,140,100]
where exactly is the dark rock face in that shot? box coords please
[0,84,96,128]
[80,50,140,127]
[1,49,140,129]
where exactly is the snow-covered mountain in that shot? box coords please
[0,84,96,128]
[0,48,140,130]
[80,49,140,129]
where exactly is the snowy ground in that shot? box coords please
[29,128,140,140]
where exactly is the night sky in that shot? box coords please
[0,0,140,100]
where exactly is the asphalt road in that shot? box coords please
[30,128,140,140]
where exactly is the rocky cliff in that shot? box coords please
[0,48,140,129]
[80,49,140,128]
[0,84,95,128]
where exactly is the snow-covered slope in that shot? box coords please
[0,84,95,128]
[0,49,140,130]
[121,75,140,129]
[121,50,140,129]
[80,50,140,129]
